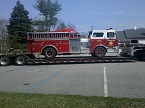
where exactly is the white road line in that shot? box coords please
[104,67,108,97]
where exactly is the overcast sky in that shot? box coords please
[1,0,145,31]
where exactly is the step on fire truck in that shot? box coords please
[0,28,144,66]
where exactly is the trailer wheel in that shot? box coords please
[15,56,26,66]
[0,56,11,66]
[44,48,56,59]
[94,47,106,57]
[134,50,144,61]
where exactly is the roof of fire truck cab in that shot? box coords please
[91,29,116,33]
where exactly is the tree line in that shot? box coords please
[0,0,76,51]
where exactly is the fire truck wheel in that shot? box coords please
[44,48,56,59]
[15,56,26,66]
[94,47,106,57]
[0,56,11,66]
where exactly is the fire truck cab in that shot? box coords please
[27,28,119,58]
[88,29,119,57]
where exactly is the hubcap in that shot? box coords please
[0,58,7,65]
[97,49,104,56]
[17,57,24,64]
[47,51,52,56]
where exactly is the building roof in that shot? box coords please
[116,31,127,42]
[124,28,145,39]
[116,28,145,42]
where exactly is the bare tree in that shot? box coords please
[56,20,76,30]
[67,23,76,30]
[0,19,9,53]
[0,19,8,40]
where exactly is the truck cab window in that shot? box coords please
[92,33,104,37]
[107,32,115,38]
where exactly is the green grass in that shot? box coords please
[0,92,145,108]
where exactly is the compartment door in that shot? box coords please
[69,39,81,53]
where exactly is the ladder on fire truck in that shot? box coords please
[27,31,79,40]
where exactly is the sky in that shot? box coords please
[1,0,145,32]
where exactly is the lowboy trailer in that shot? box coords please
[0,28,144,66]
[0,54,134,66]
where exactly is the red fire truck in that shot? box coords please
[0,28,137,66]
[27,28,119,58]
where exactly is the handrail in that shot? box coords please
[27,32,80,40]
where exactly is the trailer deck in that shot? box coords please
[27,56,134,65]
[0,53,135,66]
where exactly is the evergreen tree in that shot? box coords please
[7,0,32,50]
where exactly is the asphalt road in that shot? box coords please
[0,61,145,99]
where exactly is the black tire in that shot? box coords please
[44,48,56,59]
[94,47,106,57]
[0,56,11,66]
[15,55,26,66]
[134,51,144,61]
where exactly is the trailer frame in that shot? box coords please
[0,53,134,66]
